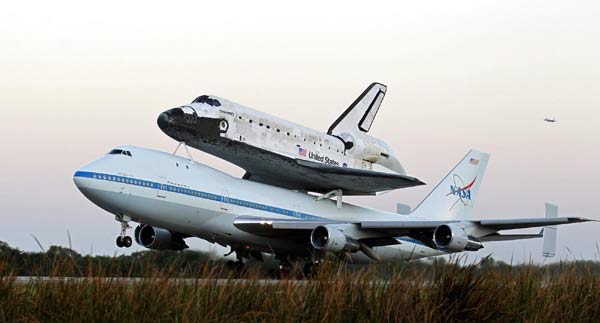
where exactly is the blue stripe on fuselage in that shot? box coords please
[74,171,323,220]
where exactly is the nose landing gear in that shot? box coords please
[115,215,133,248]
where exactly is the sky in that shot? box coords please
[1,0,599,263]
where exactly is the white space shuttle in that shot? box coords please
[157,83,424,196]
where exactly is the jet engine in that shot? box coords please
[433,224,483,252]
[134,224,189,251]
[310,226,360,253]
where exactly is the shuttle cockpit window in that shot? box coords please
[181,106,197,115]
[108,149,132,157]
[191,95,221,107]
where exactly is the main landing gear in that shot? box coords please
[268,254,298,278]
[269,254,322,279]
[115,215,133,248]
[302,259,320,278]
[224,248,246,272]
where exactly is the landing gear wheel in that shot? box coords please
[123,236,132,248]
[116,236,124,248]
[268,269,280,279]
[268,266,292,279]
[235,261,244,271]
[302,262,315,278]
[226,260,245,276]
[226,260,236,270]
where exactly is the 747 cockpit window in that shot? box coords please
[108,149,132,157]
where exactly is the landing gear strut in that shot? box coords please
[268,254,295,278]
[115,215,132,248]
[302,260,320,278]
[225,248,245,272]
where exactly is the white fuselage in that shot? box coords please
[73,145,440,263]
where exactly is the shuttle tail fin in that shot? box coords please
[328,82,387,135]
[411,150,490,220]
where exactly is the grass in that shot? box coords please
[2,256,600,322]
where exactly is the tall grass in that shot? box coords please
[2,257,600,322]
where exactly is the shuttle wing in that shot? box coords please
[294,159,424,192]
[241,145,424,195]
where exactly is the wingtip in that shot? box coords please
[406,175,426,186]
[573,217,596,223]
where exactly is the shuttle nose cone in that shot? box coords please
[157,111,172,130]
[157,108,186,131]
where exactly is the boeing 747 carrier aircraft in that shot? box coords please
[74,146,592,272]
[157,83,424,196]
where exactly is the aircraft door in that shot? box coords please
[293,204,302,219]
[157,176,167,198]
[220,189,230,212]
[119,177,131,196]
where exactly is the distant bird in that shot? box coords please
[544,117,557,123]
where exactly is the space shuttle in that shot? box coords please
[157,83,424,196]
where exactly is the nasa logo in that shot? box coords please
[446,175,477,210]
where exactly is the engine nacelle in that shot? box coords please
[310,226,361,253]
[134,225,188,251]
[433,224,483,252]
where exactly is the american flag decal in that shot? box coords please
[469,158,479,165]
[298,147,307,157]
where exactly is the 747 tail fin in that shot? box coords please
[411,150,490,220]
